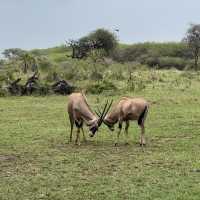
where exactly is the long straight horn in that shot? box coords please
[97,100,113,126]
[103,99,113,119]
[95,110,101,117]
[97,107,102,116]
[97,100,109,126]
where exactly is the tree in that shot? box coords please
[88,29,118,54]
[67,28,118,59]
[2,48,25,59]
[67,40,80,58]
[67,37,94,59]
[184,24,200,70]
[20,53,37,73]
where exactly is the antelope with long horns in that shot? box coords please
[67,92,112,145]
[96,97,149,146]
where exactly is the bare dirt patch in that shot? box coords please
[0,154,18,162]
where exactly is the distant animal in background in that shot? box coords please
[67,92,112,145]
[96,97,149,146]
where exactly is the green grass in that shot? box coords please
[1,75,200,200]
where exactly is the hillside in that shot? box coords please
[0,41,197,97]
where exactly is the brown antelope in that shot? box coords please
[96,97,149,146]
[67,92,112,145]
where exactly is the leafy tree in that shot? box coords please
[2,48,26,59]
[67,28,117,59]
[88,29,117,54]
[184,24,200,70]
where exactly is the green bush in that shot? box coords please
[0,87,8,97]
[86,80,117,94]
[0,73,7,83]
[38,56,54,72]
[111,42,193,69]
[145,56,187,70]
[89,71,103,81]
[158,57,187,69]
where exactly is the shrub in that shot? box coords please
[111,42,193,68]
[89,71,103,81]
[0,73,8,83]
[37,56,54,72]
[127,72,147,92]
[45,71,59,82]
[157,57,187,70]
[145,56,187,70]
[86,80,117,94]
[0,87,8,97]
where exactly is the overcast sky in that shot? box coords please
[1,0,200,53]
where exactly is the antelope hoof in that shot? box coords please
[83,139,87,143]
[114,143,118,147]
[75,142,81,146]
[140,143,146,146]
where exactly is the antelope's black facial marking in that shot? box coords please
[89,126,98,137]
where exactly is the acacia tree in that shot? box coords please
[88,29,117,55]
[67,28,118,59]
[184,24,200,70]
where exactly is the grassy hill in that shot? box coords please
[0,41,197,97]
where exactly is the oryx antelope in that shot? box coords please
[96,97,149,146]
[67,92,112,145]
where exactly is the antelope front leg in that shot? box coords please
[81,127,87,143]
[75,128,81,145]
[140,124,146,146]
[115,122,122,146]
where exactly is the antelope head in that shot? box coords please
[89,100,113,137]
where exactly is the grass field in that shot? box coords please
[1,73,200,199]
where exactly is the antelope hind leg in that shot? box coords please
[115,122,122,146]
[139,124,146,146]
[124,121,130,145]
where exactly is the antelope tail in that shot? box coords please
[138,105,148,125]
